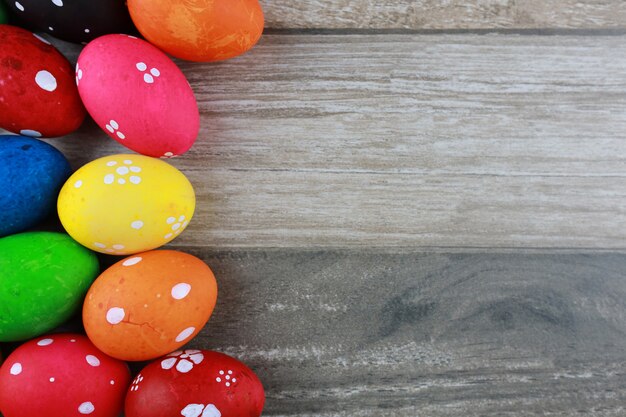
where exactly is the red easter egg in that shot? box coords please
[125,350,265,417]
[0,333,131,417]
[0,24,85,138]
[76,34,199,158]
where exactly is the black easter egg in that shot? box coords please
[2,0,135,43]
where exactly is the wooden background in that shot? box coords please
[27,0,626,415]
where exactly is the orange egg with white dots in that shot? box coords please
[82,250,217,361]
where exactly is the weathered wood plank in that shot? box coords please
[180,250,626,416]
[47,34,626,249]
[259,0,626,30]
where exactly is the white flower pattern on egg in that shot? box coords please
[215,369,237,387]
[136,62,161,84]
[75,63,83,86]
[93,242,126,254]
[105,120,125,140]
[130,373,143,392]
[160,349,204,373]
[181,403,221,417]
[103,159,142,186]
[165,215,188,239]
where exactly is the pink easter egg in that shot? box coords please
[76,34,199,158]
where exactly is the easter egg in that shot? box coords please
[76,34,199,157]
[83,250,217,361]
[125,350,265,417]
[0,232,99,342]
[2,0,135,43]
[0,25,85,137]
[57,154,195,255]
[128,0,264,62]
[0,135,71,237]
[0,2,7,24]
[0,333,130,417]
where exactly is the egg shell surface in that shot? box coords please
[0,24,85,137]
[125,350,265,417]
[128,0,264,62]
[0,333,130,417]
[0,135,71,237]
[57,154,195,255]
[83,250,218,361]
[2,0,135,43]
[0,2,7,23]
[76,34,199,157]
[0,232,99,342]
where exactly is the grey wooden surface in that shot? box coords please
[4,2,626,416]
[186,250,626,416]
[51,34,626,249]
[259,0,626,30]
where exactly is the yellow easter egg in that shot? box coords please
[57,154,195,255]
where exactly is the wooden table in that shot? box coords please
[44,1,626,415]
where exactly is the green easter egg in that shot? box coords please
[0,232,99,341]
[0,2,7,24]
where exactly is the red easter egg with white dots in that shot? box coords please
[76,34,199,158]
[0,24,85,138]
[125,350,265,417]
[0,333,130,417]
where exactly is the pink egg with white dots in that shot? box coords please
[76,34,199,157]
[0,333,130,417]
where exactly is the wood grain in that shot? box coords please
[48,34,626,249]
[181,250,626,416]
[259,0,626,30]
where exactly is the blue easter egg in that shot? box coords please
[0,135,71,236]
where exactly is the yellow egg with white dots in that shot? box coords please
[57,154,195,255]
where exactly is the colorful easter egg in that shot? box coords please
[57,154,195,255]
[83,250,217,361]
[76,34,199,157]
[2,0,135,43]
[0,135,71,237]
[128,0,264,62]
[0,2,7,24]
[0,25,85,137]
[125,350,265,417]
[0,333,130,417]
[0,232,99,342]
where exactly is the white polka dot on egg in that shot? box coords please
[35,70,57,92]
[85,355,100,367]
[122,257,142,266]
[78,401,94,415]
[10,363,22,375]
[19,129,42,137]
[106,307,125,325]
[175,327,195,342]
[171,283,191,300]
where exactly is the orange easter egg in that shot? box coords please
[127,0,264,62]
[83,250,218,361]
